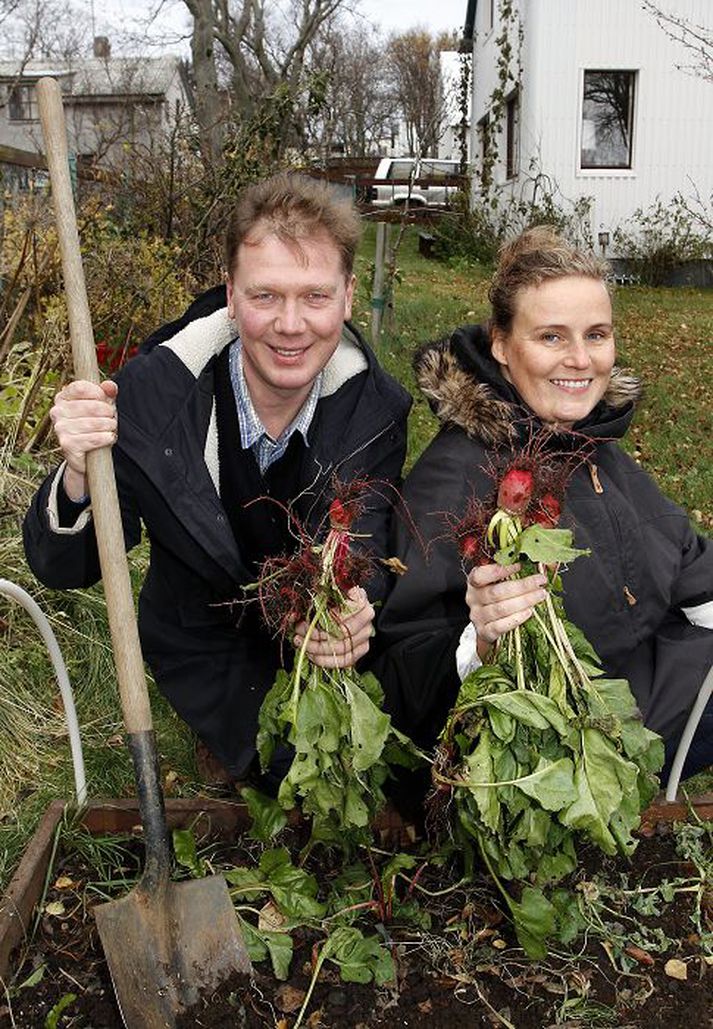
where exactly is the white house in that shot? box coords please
[464,0,712,253]
[438,50,471,162]
[0,38,189,187]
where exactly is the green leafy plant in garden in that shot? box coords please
[613,193,712,286]
[431,440,665,957]
[172,820,428,1025]
[252,481,423,853]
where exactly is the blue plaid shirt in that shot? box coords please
[229,338,322,474]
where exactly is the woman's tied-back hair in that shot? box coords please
[224,172,362,279]
[489,225,611,334]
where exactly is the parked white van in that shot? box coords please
[370,157,462,208]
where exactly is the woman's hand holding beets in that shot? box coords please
[466,563,548,660]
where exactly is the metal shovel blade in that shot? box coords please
[94,874,252,1029]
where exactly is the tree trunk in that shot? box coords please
[188,0,223,175]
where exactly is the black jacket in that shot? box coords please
[374,325,713,746]
[24,290,412,776]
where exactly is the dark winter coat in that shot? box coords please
[24,290,411,776]
[374,325,713,747]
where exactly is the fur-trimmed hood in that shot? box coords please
[414,324,642,445]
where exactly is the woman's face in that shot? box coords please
[491,275,616,429]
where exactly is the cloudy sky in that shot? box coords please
[101,0,469,51]
[349,0,467,36]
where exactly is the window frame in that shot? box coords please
[478,112,491,191]
[8,82,39,122]
[505,88,520,180]
[579,68,637,174]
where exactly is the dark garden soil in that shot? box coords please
[1,817,711,1029]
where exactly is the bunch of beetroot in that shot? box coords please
[452,453,573,570]
[433,438,664,958]
[250,488,372,644]
[253,480,422,853]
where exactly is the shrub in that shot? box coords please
[613,194,712,286]
[432,175,594,265]
[0,194,195,450]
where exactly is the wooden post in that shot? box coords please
[371,221,389,349]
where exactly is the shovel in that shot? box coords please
[37,77,252,1029]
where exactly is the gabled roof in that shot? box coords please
[0,56,182,98]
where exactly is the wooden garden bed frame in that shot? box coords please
[1,793,711,983]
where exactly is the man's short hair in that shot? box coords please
[224,172,362,279]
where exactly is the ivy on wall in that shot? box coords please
[479,0,523,204]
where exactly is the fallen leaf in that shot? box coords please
[418,999,433,1013]
[625,944,654,966]
[664,958,687,980]
[380,556,408,576]
[44,901,65,917]
[259,899,287,933]
[275,983,305,1013]
[492,938,507,950]
[53,876,75,890]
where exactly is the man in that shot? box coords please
[24,173,411,784]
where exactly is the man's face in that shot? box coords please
[226,228,355,428]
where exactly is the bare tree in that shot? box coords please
[388,29,445,157]
[183,0,223,173]
[0,0,23,29]
[304,23,392,159]
[180,0,351,167]
[0,0,88,61]
[642,1,712,81]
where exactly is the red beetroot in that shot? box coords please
[329,498,354,530]
[459,535,480,562]
[333,533,355,591]
[533,493,561,528]
[497,468,534,515]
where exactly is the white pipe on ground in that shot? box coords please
[0,578,87,806]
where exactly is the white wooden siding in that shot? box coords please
[470,0,713,251]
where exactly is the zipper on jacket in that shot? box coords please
[586,458,639,628]
[588,462,604,494]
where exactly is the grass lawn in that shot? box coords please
[0,224,711,890]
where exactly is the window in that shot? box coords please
[478,114,491,191]
[8,83,39,121]
[581,70,636,170]
[420,160,458,179]
[506,90,519,179]
[387,160,415,180]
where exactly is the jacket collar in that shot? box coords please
[414,323,643,446]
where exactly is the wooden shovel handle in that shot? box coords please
[37,77,153,735]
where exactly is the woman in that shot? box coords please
[375,226,713,781]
